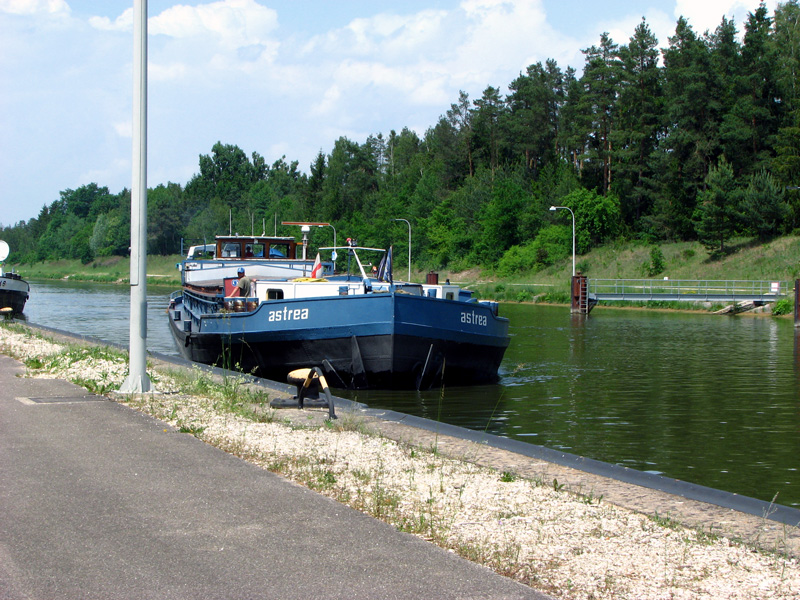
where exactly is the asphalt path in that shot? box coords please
[0,355,550,600]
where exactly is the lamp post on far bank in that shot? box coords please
[549,205,575,277]
[393,218,411,282]
[318,223,337,261]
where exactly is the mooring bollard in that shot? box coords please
[290,367,337,420]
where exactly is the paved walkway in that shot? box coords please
[0,355,550,600]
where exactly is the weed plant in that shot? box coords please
[773,298,792,316]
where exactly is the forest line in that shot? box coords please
[2,1,799,276]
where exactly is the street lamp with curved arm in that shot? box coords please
[393,218,411,282]
[549,206,575,277]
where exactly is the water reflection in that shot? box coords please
[23,279,176,356]
[346,305,800,507]
[19,280,800,507]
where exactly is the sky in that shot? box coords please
[0,0,781,227]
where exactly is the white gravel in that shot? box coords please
[2,324,798,600]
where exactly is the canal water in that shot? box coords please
[21,279,800,508]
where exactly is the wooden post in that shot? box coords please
[795,279,799,327]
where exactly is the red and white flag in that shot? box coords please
[311,253,323,278]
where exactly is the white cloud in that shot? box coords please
[144,0,280,83]
[454,0,558,78]
[17,0,788,229]
[150,0,278,49]
[113,120,131,139]
[149,61,188,83]
[300,0,567,124]
[311,84,342,117]
[675,0,780,34]
[87,0,280,81]
[88,8,132,32]
[598,9,676,53]
[0,0,69,16]
[460,0,514,19]
[343,10,449,59]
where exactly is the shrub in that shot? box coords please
[496,225,571,277]
[496,246,532,277]
[646,246,665,277]
[772,298,792,316]
[515,289,533,303]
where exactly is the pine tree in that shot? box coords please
[472,86,506,175]
[651,18,718,239]
[726,4,782,174]
[613,19,663,227]
[693,157,742,255]
[506,60,564,176]
[771,0,800,227]
[575,33,623,194]
[742,169,788,239]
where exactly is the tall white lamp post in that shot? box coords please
[549,206,575,277]
[120,0,153,393]
[393,218,411,282]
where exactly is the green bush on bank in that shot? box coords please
[772,298,792,316]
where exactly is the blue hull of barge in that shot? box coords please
[168,291,509,390]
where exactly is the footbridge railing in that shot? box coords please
[571,277,790,314]
[589,279,789,303]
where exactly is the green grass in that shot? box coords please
[8,236,800,308]
[11,254,183,287]
[163,365,276,423]
[453,236,800,307]
[535,237,800,282]
[500,471,517,482]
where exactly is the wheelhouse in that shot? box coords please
[215,235,298,261]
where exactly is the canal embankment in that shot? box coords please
[1,321,798,600]
[10,236,800,310]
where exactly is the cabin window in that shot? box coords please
[267,289,284,300]
[446,292,454,300]
[221,242,241,258]
[246,243,265,258]
[269,243,289,258]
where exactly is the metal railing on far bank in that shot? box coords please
[570,276,791,314]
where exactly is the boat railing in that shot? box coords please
[183,258,318,272]
[182,289,224,325]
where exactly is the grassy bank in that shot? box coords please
[455,236,800,310]
[7,236,800,310]
[11,254,183,287]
